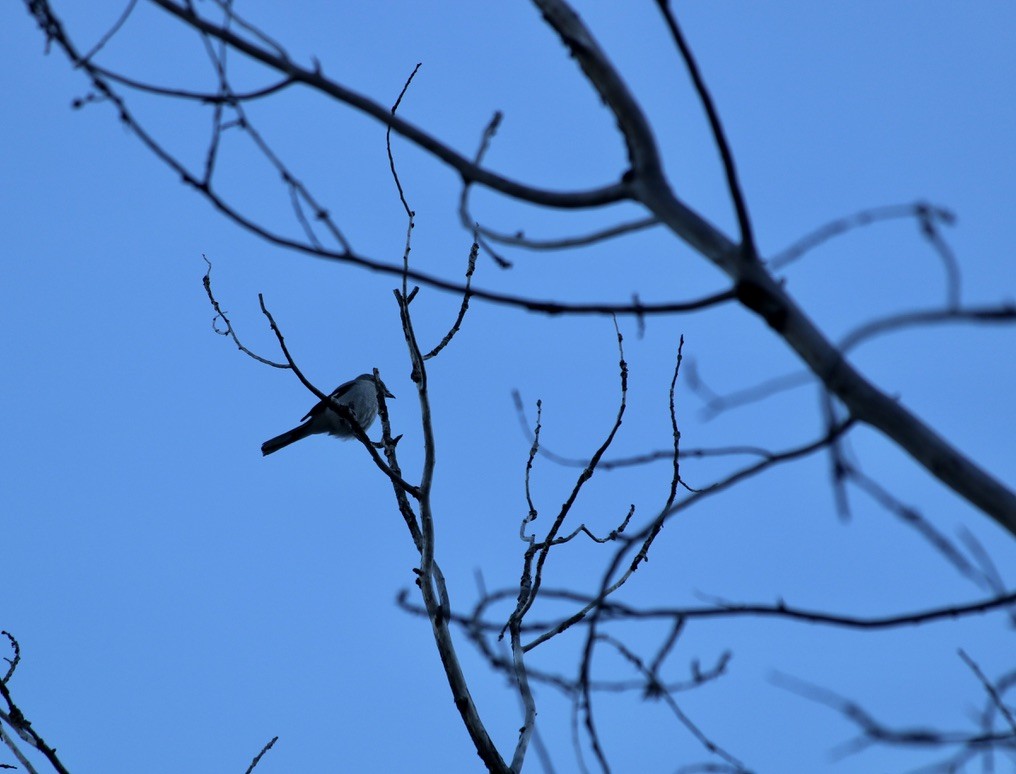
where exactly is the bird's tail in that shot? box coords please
[261,424,312,456]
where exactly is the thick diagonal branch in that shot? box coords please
[533,0,1016,537]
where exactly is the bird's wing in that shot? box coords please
[301,379,357,422]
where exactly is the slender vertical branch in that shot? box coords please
[654,0,756,260]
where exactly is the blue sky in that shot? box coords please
[4,3,1015,772]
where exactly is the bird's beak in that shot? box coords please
[385,388,396,399]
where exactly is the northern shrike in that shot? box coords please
[261,373,394,456]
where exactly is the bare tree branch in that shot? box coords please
[773,672,1016,762]
[769,202,955,270]
[654,0,756,260]
[475,216,659,253]
[147,0,630,209]
[244,735,279,774]
[403,586,1016,637]
[840,303,1016,351]
[529,0,1016,535]
[958,650,1016,736]
[17,3,1015,772]
[27,1,731,317]
[0,633,69,774]
[597,634,747,772]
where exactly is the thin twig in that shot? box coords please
[424,241,478,360]
[597,634,747,771]
[916,202,962,308]
[520,399,543,544]
[527,417,856,653]
[405,586,1016,637]
[386,62,422,221]
[510,317,630,631]
[459,111,514,268]
[769,202,954,270]
[845,464,989,589]
[1,633,19,685]
[840,303,1016,352]
[152,0,631,208]
[573,337,685,771]
[654,1,756,260]
[78,0,139,63]
[475,216,658,252]
[958,650,1016,735]
[201,258,288,368]
[244,735,279,774]
[91,64,296,103]
[773,672,1015,758]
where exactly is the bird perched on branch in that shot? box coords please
[261,373,394,456]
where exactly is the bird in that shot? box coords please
[261,373,395,456]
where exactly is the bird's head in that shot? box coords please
[357,372,395,399]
